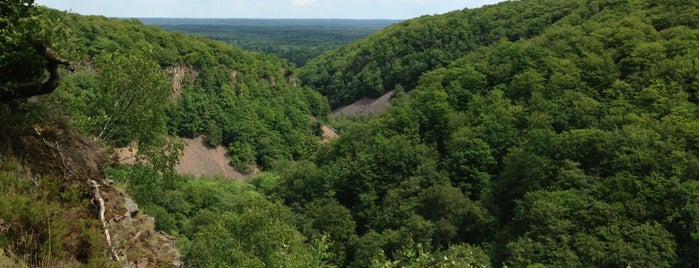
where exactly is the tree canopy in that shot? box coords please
[0,0,72,101]
[3,0,699,267]
[274,0,699,266]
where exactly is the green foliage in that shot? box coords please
[0,4,116,265]
[374,242,491,268]
[272,0,699,267]
[107,165,333,267]
[506,190,677,267]
[45,9,326,170]
[228,141,257,173]
[444,127,495,199]
[0,1,70,94]
[142,18,396,67]
[204,122,222,147]
[92,48,170,146]
[13,0,699,267]
[299,0,582,108]
[1,0,41,88]
[0,158,112,267]
[54,45,180,172]
[301,199,357,267]
[305,88,332,120]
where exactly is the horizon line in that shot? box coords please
[133,17,404,20]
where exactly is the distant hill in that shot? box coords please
[139,18,398,67]
[298,0,581,108]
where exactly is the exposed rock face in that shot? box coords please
[124,196,140,218]
[107,189,180,267]
[165,64,198,100]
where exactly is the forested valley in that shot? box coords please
[1,0,699,267]
[140,18,397,67]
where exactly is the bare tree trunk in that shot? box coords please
[1,40,71,101]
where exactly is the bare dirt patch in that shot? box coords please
[321,124,338,142]
[113,137,244,180]
[331,90,395,119]
[175,137,244,179]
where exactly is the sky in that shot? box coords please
[34,0,506,20]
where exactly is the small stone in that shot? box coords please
[133,231,143,241]
[124,197,139,217]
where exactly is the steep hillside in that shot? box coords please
[299,0,582,108]
[114,137,245,179]
[6,1,699,267]
[175,137,245,179]
[331,90,395,119]
[2,3,332,266]
[0,105,180,267]
[47,9,329,172]
[266,0,699,267]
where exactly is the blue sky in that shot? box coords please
[35,0,506,19]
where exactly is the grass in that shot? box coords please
[0,155,115,267]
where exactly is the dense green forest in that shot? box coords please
[140,18,397,67]
[293,0,699,267]
[49,12,332,172]
[2,1,330,266]
[2,0,699,267]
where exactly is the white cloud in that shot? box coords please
[290,0,316,6]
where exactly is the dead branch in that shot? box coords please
[91,180,120,261]
[34,126,77,177]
